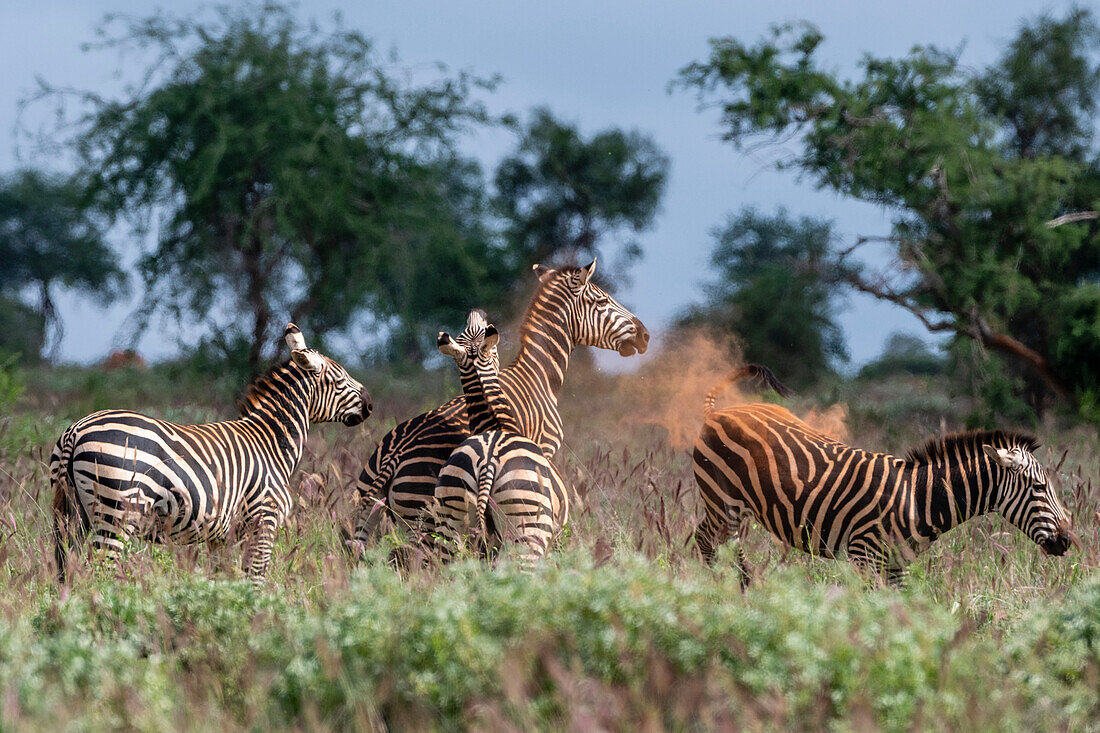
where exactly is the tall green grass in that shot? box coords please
[0,363,1096,730]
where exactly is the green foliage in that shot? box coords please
[0,352,25,411]
[494,107,669,289]
[678,207,847,387]
[0,170,124,359]
[64,2,505,372]
[0,295,45,366]
[859,332,947,380]
[3,557,1100,729]
[678,7,1100,419]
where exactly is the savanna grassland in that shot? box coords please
[0,348,1098,731]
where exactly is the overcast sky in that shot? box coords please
[0,0,1078,367]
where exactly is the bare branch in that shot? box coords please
[840,265,1073,400]
[838,270,956,333]
[835,234,905,260]
[1045,211,1098,228]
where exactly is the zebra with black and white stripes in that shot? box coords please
[51,323,371,583]
[692,368,1078,585]
[432,317,569,566]
[350,259,647,546]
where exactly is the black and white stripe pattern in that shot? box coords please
[350,259,647,546]
[51,323,371,583]
[433,318,568,567]
[692,369,1077,585]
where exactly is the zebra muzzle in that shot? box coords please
[1039,527,1077,556]
[618,318,650,356]
[344,388,373,426]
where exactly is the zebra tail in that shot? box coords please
[50,431,76,583]
[357,444,399,507]
[703,364,794,415]
[475,459,498,550]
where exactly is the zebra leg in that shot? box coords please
[242,505,282,584]
[884,564,910,588]
[52,473,89,584]
[691,514,728,566]
[490,493,555,572]
[344,498,393,557]
[513,534,548,573]
[88,502,133,571]
[693,507,752,587]
[847,544,893,587]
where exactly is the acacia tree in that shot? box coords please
[677,208,847,387]
[493,108,669,289]
[63,3,502,373]
[679,7,1100,418]
[0,169,125,359]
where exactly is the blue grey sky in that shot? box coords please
[0,1,1078,366]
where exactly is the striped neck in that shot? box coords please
[908,455,993,538]
[460,367,496,434]
[456,351,521,434]
[903,432,1021,537]
[237,361,313,468]
[474,361,522,434]
[508,277,575,395]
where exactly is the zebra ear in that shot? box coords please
[437,332,464,360]
[291,348,325,373]
[284,323,307,352]
[533,264,555,283]
[483,325,500,351]
[983,444,1020,470]
[582,257,597,282]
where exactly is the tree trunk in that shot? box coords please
[36,280,56,361]
[243,239,270,377]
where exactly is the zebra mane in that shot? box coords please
[516,265,585,333]
[236,359,296,416]
[905,430,1041,464]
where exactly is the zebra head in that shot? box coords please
[534,258,650,356]
[436,309,500,373]
[284,323,372,426]
[983,442,1077,556]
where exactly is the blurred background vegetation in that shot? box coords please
[0,2,1097,426]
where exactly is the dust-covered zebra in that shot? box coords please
[432,316,569,567]
[692,368,1078,585]
[350,259,646,547]
[51,324,371,583]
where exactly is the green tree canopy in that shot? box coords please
[677,207,847,387]
[859,332,947,380]
[493,108,669,289]
[678,7,1100,419]
[0,169,125,359]
[61,3,504,373]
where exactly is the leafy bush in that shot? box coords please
[4,555,1096,730]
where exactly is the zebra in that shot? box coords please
[349,258,647,547]
[432,320,569,567]
[692,368,1078,586]
[51,323,371,583]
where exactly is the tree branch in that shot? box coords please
[1045,210,1098,228]
[970,312,1071,400]
[837,265,1072,401]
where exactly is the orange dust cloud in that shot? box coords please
[800,403,850,443]
[616,329,747,452]
[616,328,851,451]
